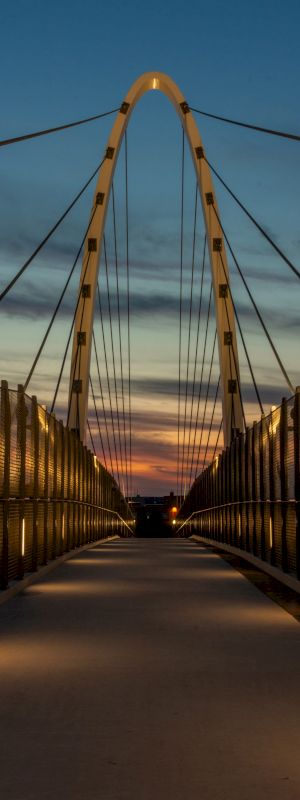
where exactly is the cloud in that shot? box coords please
[235,261,299,286]
[1,275,298,340]
[0,233,78,266]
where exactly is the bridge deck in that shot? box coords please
[1,537,300,799]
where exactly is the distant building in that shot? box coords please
[127,492,183,536]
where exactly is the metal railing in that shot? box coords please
[0,381,134,589]
[177,391,300,580]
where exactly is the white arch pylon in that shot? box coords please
[68,71,243,452]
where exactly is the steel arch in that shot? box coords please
[68,71,243,452]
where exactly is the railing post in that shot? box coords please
[215,454,220,540]
[96,459,100,539]
[280,398,288,572]
[269,410,276,566]
[77,436,82,545]
[82,445,86,544]
[43,409,49,565]
[294,388,300,579]
[17,385,26,579]
[75,433,79,546]
[238,431,245,549]
[52,415,57,559]
[225,446,230,544]
[258,418,266,560]
[210,467,213,537]
[1,380,10,589]
[85,446,89,542]
[250,421,258,555]
[90,451,94,541]
[87,450,91,542]
[220,452,225,542]
[232,434,241,547]
[65,427,71,551]
[84,447,88,542]
[88,450,92,541]
[31,395,39,572]
[93,454,97,540]
[77,438,81,546]
[59,421,65,555]
[245,427,251,551]
[70,431,76,548]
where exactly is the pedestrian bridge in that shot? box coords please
[0,70,300,797]
[0,71,299,591]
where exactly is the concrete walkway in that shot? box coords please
[1,537,300,799]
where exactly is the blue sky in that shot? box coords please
[0,0,299,494]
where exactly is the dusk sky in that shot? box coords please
[1,0,300,495]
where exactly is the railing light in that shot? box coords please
[62,513,65,541]
[270,405,280,437]
[21,518,25,557]
[269,516,273,549]
[238,512,241,538]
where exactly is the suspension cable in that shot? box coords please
[103,234,124,491]
[204,156,300,281]
[0,108,119,148]
[194,329,217,478]
[112,182,128,497]
[125,129,132,500]
[212,205,295,394]
[177,128,185,506]
[217,269,246,433]
[96,283,120,485]
[67,292,87,429]
[24,207,97,390]
[180,183,198,499]
[89,374,107,469]
[201,375,220,470]
[50,251,91,413]
[0,157,106,303]
[188,282,213,488]
[92,331,114,476]
[184,235,207,494]
[190,106,300,143]
[218,251,264,416]
[212,418,223,461]
[87,419,97,455]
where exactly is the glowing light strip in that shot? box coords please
[21,518,25,557]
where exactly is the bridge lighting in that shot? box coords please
[152,77,159,89]
[270,405,280,437]
[21,518,25,557]
[269,516,273,549]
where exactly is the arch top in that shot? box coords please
[121,71,187,112]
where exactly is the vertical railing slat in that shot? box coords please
[1,381,10,589]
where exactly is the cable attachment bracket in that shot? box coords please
[180,101,190,114]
